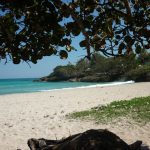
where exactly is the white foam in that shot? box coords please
[39,80,135,92]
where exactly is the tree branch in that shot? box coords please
[69,4,91,59]
[123,0,132,16]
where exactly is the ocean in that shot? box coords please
[0,78,134,95]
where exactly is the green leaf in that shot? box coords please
[135,45,141,54]
[145,44,150,49]
[13,56,21,64]
[66,45,71,52]
[62,38,71,45]
[79,40,87,47]
[116,35,121,40]
[124,36,132,44]
[87,15,93,22]
[92,35,100,43]
[118,42,126,54]
[115,40,119,45]
[59,50,68,59]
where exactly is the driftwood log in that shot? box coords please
[28,129,142,150]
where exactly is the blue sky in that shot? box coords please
[0,2,87,79]
[0,38,86,79]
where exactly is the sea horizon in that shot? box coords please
[0,78,134,95]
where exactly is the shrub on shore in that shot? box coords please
[38,52,150,82]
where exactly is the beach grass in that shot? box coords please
[69,96,150,124]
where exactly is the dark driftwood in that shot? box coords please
[27,129,142,150]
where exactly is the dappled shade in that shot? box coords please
[0,0,150,64]
[27,129,142,150]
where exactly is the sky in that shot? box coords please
[0,2,87,79]
[0,37,86,79]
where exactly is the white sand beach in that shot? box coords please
[0,82,150,150]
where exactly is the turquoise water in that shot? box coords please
[0,78,134,95]
[0,78,100,95]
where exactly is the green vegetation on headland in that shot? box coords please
[69,96,150,124]
[36,52,150,82]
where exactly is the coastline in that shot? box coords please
[39,80,135,92]
[0,82,150,150]
[0,79,134,96]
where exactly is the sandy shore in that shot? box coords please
[0,82,150,150]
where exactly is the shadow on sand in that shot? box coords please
[27,129,150,150]
[141,145,150,150]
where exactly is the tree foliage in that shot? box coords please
[39,53,150,82]
[0,0,150,64]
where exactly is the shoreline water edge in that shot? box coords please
[39,80,135,92]
[0,78,134,95]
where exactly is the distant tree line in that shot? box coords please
[38,51,150,82]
